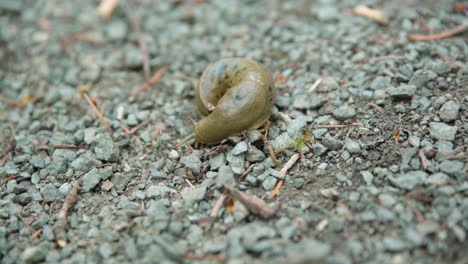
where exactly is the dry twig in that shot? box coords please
[268,153,300,200]
[119,123,141,142]
[210,193,227,218]
[353,5,389,24]
[407,24,467,41]
[307,78,322,93]
[83,93,114,133]
[131,68,166,96]
[418,149,431,170]
[315,123,364,128]
[372,55,405,62]
[37,145,87,151]
[97,0,119,20]
[224,185,276,219]
[54,185,80,247]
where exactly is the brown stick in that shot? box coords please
[119,123,141,142]
[372,55,405,62]
[224,185,276,219]
[55,185,80,247]
[123,6,151,79]
[209,193,227,218]
[262,135,282,169]
[37,145,87,151]
[268,153,300,200]
[131,68,166,96]
[418,149,430,170]
[315,123,364,128]
[407,24,466,41]
[83,93,114,133]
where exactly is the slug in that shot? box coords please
[177,58,275,147]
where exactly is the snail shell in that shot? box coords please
[194,58,275,144]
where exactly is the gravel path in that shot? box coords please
[1,0,466,263]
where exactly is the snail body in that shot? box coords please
[192,58,275,144]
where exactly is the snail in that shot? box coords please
[177,58,275,147]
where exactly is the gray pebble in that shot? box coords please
[181,186,207,205]
[438,160,465,181]
[313,142,328,156]
[425,172,450,185]
[146,185,175,198]
[93,134,115,161]
[333,105,356,120]
[389,171,428,190]
[344,138,361,153]
[111,172,132,192]
[262,176,278,191]
[321,136,343,150]
[293,93,326,109]
[246,145,265,162]
[389,85,416,99]
[22,246,46,264]
[429,122,457,141]
[168,150,180,160]
[231,142,248,155]
[408,135,420,147]
[209,153,226,170]
[180,150,202,175]
[82,168,102,192]
[439,100,460,122]
[383,237,406,252]
[360,171,374,185]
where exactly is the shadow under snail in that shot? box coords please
[176,58,275,148]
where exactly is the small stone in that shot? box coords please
[321,137,343,150]
[101,180,113,192]
[180,151,202,175]
[146,185,175,198]
[71,152,100,171]
[370,76,391,90]
[232,200,250,222]
[217,165,235,187]
[438,160,465,181]
[111,172,132,192]
[293,93,326,109]
[360,171,374,185]
[209,153,226,170]
[106,20,128,41]
[168,150,180,160]
[93,134,115,161]
[288,239,331,261]
[287,116,312,139]
[82,168,101,192]
[389,84,416,99]
[313,142,327,156]
[29,155,45,169]
[181,186,207,205]
[271,132,295,150]
[408,135,420,147]
[383,237,406,252]
[231,142,248,155]
[262,176,278,191]
[429,122,457,141]
[22,246,46,264]
[439,101,460,122]
[312,128,328,139]
[425,172,449,185]
[41,184,61,198]
[246,145,266,162]
[333,105,356,120]
[389,171,428,190]
[344,138,361,153]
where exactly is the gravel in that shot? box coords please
[1,0,466,263]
